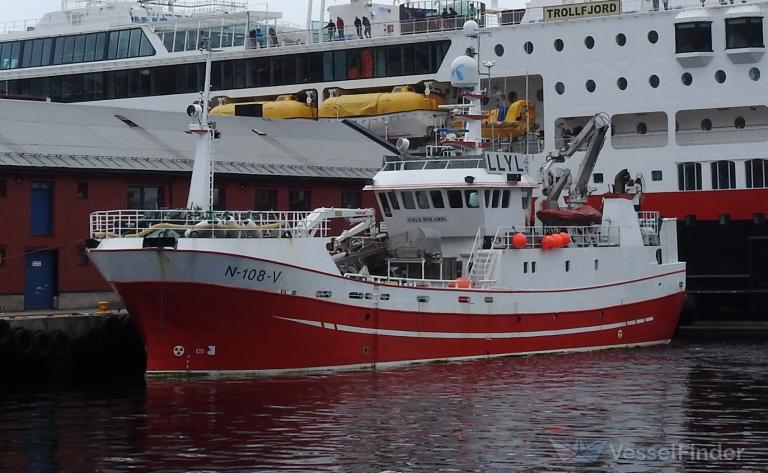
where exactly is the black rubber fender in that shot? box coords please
[84,327,105,355]
[51,330,72,358]
[12,328,34,357]
[33,331,54,359]
[0,319,11,348]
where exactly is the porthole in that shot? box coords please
[648,30,658,44]
[554,38,564,51]
[749,67,760,81]
[617,77,627,90]
[701,118,712,131]
[536,89,544,102]
[637,122,647,135]
[494,44,504,57]
[508,91,518,103]
[586,79,596,92]
[555,82,565,95]
[681,72,692,86]
[715,70,726,83]
[735,116,746,129]
[649,74,660,88]
[524,41,534,54]
[585,35,595,49]
[616,33,626,46]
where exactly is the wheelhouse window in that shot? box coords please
[677,163,702,190]
[711,161,736,189]
[127,185,164,210]
[465,190,480,208]
[386,191,400,209]
[746,159,768,188]
[675,22,713,53]
[401,191,416,209]
[415,191,430,209]
[726,17,764,49]
[288,190,311,211]
[254,189,277,210]
[430,190,445,208]
[447,190,463,208]
[378,192,392,217]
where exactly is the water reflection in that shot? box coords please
[1,339,767,472]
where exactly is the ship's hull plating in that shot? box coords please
[114,282,683,373]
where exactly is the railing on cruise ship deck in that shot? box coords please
[89,209,330,240]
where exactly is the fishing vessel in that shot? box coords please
[86,38,685,373]
[1,0,763,317]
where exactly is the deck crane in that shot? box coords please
[540,112,611,207]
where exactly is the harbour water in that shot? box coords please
[1,337,767,472]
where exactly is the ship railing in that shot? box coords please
[637,211,661,246]
[491,225,621,249]
[0,19,39,35]
[382,155,485,171]
[89,209,331,240]
[344,273,459,289]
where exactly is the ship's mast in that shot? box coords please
[186,45,217,211]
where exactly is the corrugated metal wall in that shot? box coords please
[0,171,374,298]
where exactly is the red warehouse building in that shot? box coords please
[0,100,391,311]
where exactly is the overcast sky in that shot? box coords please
[4,1,520,26]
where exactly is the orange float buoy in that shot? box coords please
[541,235,554,250]
[511,232,528,249]
[448,276,472,288]
[550,233,563,248]
[559,232,571,246]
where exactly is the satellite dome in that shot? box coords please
[449,55,479,88]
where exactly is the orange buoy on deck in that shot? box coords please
[559,232,572,247]
[511,232,528,249]
[541,235,555,250]
[448,276,472,288]
[550,234,563,248]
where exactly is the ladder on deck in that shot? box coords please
[466,228,501,286]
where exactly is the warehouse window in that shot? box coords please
[213,187,226,210]
[341,191,362,209]
[76,182,89,199]
[127,185,164,210]
[288,190,311,211]
[0,179,6,197]
[0,247,5,266]
[254,189,277,210]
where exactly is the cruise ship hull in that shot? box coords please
[92,250,685,374]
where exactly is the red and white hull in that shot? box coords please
[90,247,685,374]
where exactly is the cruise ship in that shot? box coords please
[1,0,767,319]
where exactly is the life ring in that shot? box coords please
[12,327,34,357]
[33,330,54,359]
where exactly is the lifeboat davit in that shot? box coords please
[481,100,538,140]
[210,95,317,119]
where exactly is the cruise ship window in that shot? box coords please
[585,36,594,49]
[735,117,746,129]
[648,30,659,44]
[537,89,544,101]
[701,118,712,131]
[63,36,75,64]
[173,30,187,54]
[415,191,431,209]
[555,82,565,95]
[652,170,663,181]
[494,44,504,57]
[387,191,401,210]
[162,32,175,52]
[745,159,767,188]
[554,38,564,52]
[615,33,626,47]
[677,162,702,191]
[73,35,86,63]
[209,26,222,49]
[593,173,604,183]
[711,161,736,190]
[725,17,764,49]
[637,122,647,135]
[139,32,155,56]
[401,191,416,209]
[617,77,627,90]
[649,75,660,88]
[30,39,44,68]
[84,34,97,62]
[185,29,198,51]
[378,193,392,217]
[447,190,463,208]
[21,40,32,68]
[749,67,761,81]
[715,70,726,84]
[430,190,445,208]
[107,31,119,59]
[675,22,713,53]
[681,72,692,86]
[523,41,534,54]
[586,80,596,93]
[41,38,53,66]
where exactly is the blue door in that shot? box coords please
[24,251,56,310]
[30,182,53,235]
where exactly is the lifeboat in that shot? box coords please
[481,100,537,140]
[210,95,317,119]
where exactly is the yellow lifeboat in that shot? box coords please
[318,86,444,118]
[210,95,317,119]
[481,100,537,140]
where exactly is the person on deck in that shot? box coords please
[440,7,449,29]
[354,16,363,39]
[326,20,336,41]
[336,17,345,40]
[362,16,371,38]
[268,27,277,47]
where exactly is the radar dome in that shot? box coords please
[463,20,480,38]
[449,55,479,88]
